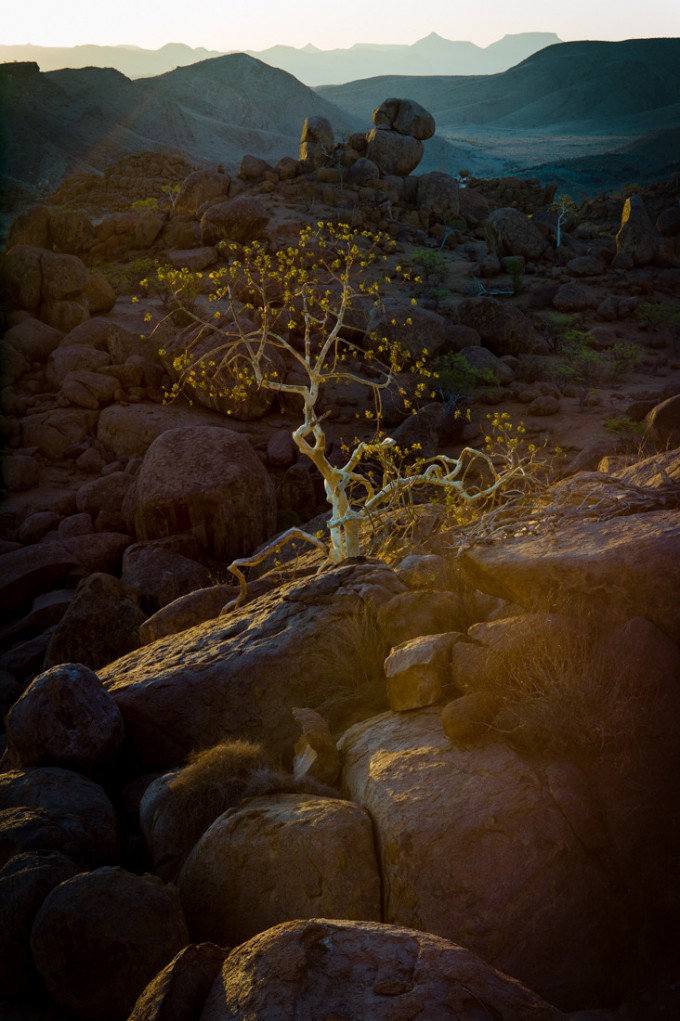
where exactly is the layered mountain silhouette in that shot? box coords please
[0,33,560,84]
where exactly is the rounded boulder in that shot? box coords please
[131,426,277,561]
[30,866,189,1021]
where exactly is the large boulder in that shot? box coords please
[299,115,334,167]
[140,738,268,881]
[373,97,435,140]
[128,943,228,1021]
[45,573,146,671]
[179,794,381,946]
[455,297,544,356]
[339,708,631,1009]
[200,195,269,246]
[416,171,460,222]
[486,207,547,260]
[176,169,231,215]
[30,867,189,1021]
[200,919,568,1021]
[615,194,659,267]
[96,402,237,459]
[366,128,423,176]
[0,544,77,623]
[0,767,120,866]
[100,562,403,768]
[0,850,80,999]
[5,663,124,769]
[128,425,277,561]
[460,507,680,642]
[121,542,211,611]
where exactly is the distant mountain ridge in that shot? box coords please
[316,38,680,134]
[0,32,561,83]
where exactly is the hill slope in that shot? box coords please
[317,38,680,134]
[0,54,359,201]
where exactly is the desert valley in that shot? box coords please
[1,25,680,1021]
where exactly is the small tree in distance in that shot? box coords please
[144,221,533,606]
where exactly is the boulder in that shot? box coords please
[100,562,403,768]
[377,590,470,647]
[200,919,568,1021]
[40,251,89,303]
[292,707,340,785]
[59,532,133,575]
[85,272,117,313]
[416,171,460,222]
[0,767,120,866]
[0,852,79,1001]
[61,316,141,360]
[21,407,98,461]
[0,806,78,868]
[461,507,680,642]
[75,472,133,519]
[5,663,124,769]
[7,204,51,249]
[2,454,40,492]
[486,207,546,260]
[385,632,461,710]
[96,402,236,459]
[121,543,211,610]
[3,317,63,360]
[299,115,334,167]
[30,867,189,1021]
[373,97,436,140]
[552,281,597,313]
[48,209,95,254]
[643,395,680,446]
[2,244,43,309]
[366,128,423,176]
[160,318,285,419]
[175,170,230,215]
[45,573,145,671]
[139,583,233,644]
[367,298,465,359]
[128,943,228,1021]
[0,544,77,623]
[179,794,381,946]
[60,369,119,408]
[46,343,111,387]
[129,426,277,561]
[615,194,659,267]
[456,297,544,356]
[340,708,632,1008]
[346,156,380,186]
[460,345,514,383]
[200,195,269,246]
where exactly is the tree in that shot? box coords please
[144,221,534,606]
[549,194,577,248]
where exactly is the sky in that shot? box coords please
[2,0,679,51]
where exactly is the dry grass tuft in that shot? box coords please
[168,738,270,854]
[484,609,670,765]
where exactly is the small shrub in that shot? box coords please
[433,352,497,407]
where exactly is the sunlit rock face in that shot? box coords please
[339,707,631,1009]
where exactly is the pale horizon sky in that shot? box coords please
[2,0,679,51]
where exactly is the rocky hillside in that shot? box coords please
[1,99,680,1019]
[0,55,359,204]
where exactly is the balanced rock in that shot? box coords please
[372,97,435,140]
[366,128,423,176]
